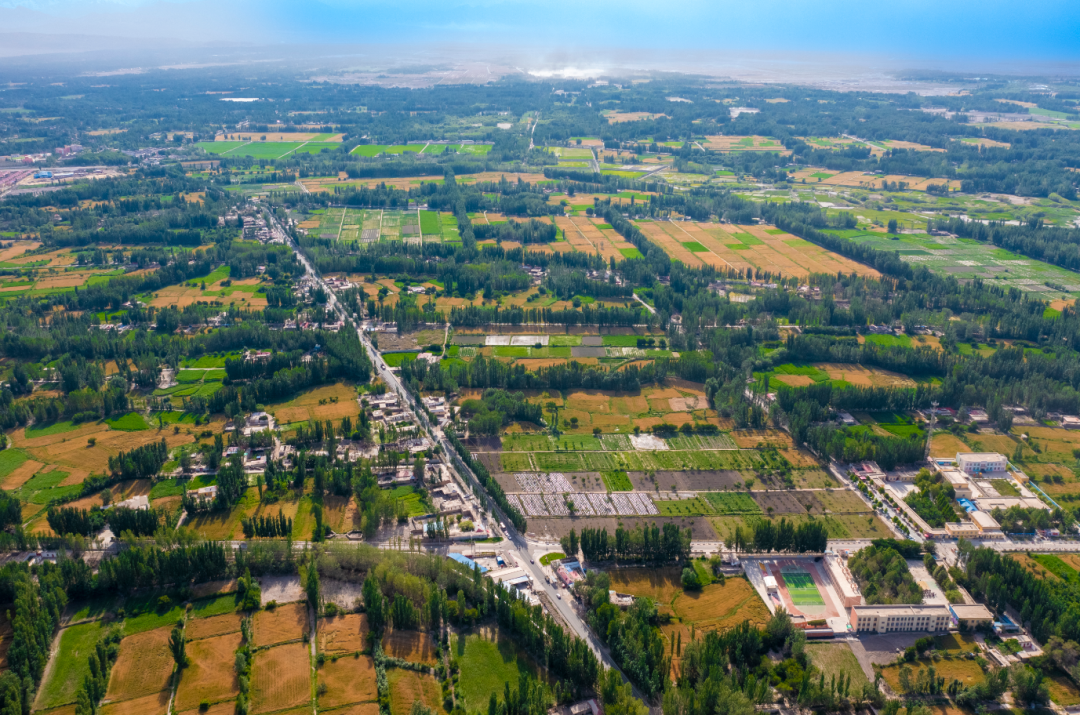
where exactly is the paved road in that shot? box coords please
[269,209,635,685]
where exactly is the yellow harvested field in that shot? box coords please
[10,423,194,474]
[250,642,312,714]
[99,691,170,715]
[791,168,961,192]
[732,430,794,449]
[319,614,368,654]
[1,459,44,489]
[880,140,944,152]
[317,654,378,709]
[0,241,41,262]
[187,613,244,641]
[635,220,878,278]
[929,432,970,459]
[253,602,309,647]
[267,383,360,425]
[149,276,267,309]
[106,627,175,701]
[174,633,242,712]
[814,363,916,388]
[672,578,771,628]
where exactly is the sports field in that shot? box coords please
[196,141,339,159]
[780,571,825,606]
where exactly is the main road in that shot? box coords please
[269,210,633,684]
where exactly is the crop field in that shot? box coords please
[175,632,243,711]
[317,654,378,710]
[100,690,171,715]
[791,169,961,193]
[147,271,268,310]
[105,626,176,703]
[382,630,438,664]
[250,642,311,714]
[635,220,879,277]
[823,228,1080,298]
[554,216,641,262]
[701,135,789,152]
[266,383,360,425]
[253,602,309,647]
[319,613,368,654]
[187,612,244,640]
[387,669,446,715]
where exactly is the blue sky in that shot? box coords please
[2,0,1079,64]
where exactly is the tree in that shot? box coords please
[887,219,898,234]
[1009,663,1049,706]
[169,626,187,667]
[681,567,701,590]
[413,456,425,483]
[306,562,321,611]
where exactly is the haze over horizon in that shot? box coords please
[1,0,1079,79]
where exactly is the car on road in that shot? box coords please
[530,558,534,564]
[556,592,561,599]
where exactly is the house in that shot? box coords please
[945,522,980,538]
[837,412,857,426]
[967,408,990,424]
[1061,415,1080,429]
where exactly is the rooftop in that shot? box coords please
[949,604,994,619]
[971,511,1001,529]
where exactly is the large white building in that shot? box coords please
[957,452,1007,476]
[850,605,951,634]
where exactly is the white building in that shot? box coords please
[957,452,1007,476]
[850,605,951,634]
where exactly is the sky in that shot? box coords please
[2,0,1079,69]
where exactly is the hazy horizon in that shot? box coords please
[1,0,1079,80]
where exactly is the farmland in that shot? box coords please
[825,227,1080,299]
[635,220,879,277]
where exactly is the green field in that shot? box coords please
[37,622,105,709]
[453,633,542,713]
[781,571,825,606]
[824,228,1080,299]
[24,421,80,438]
[105,412,150,431]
